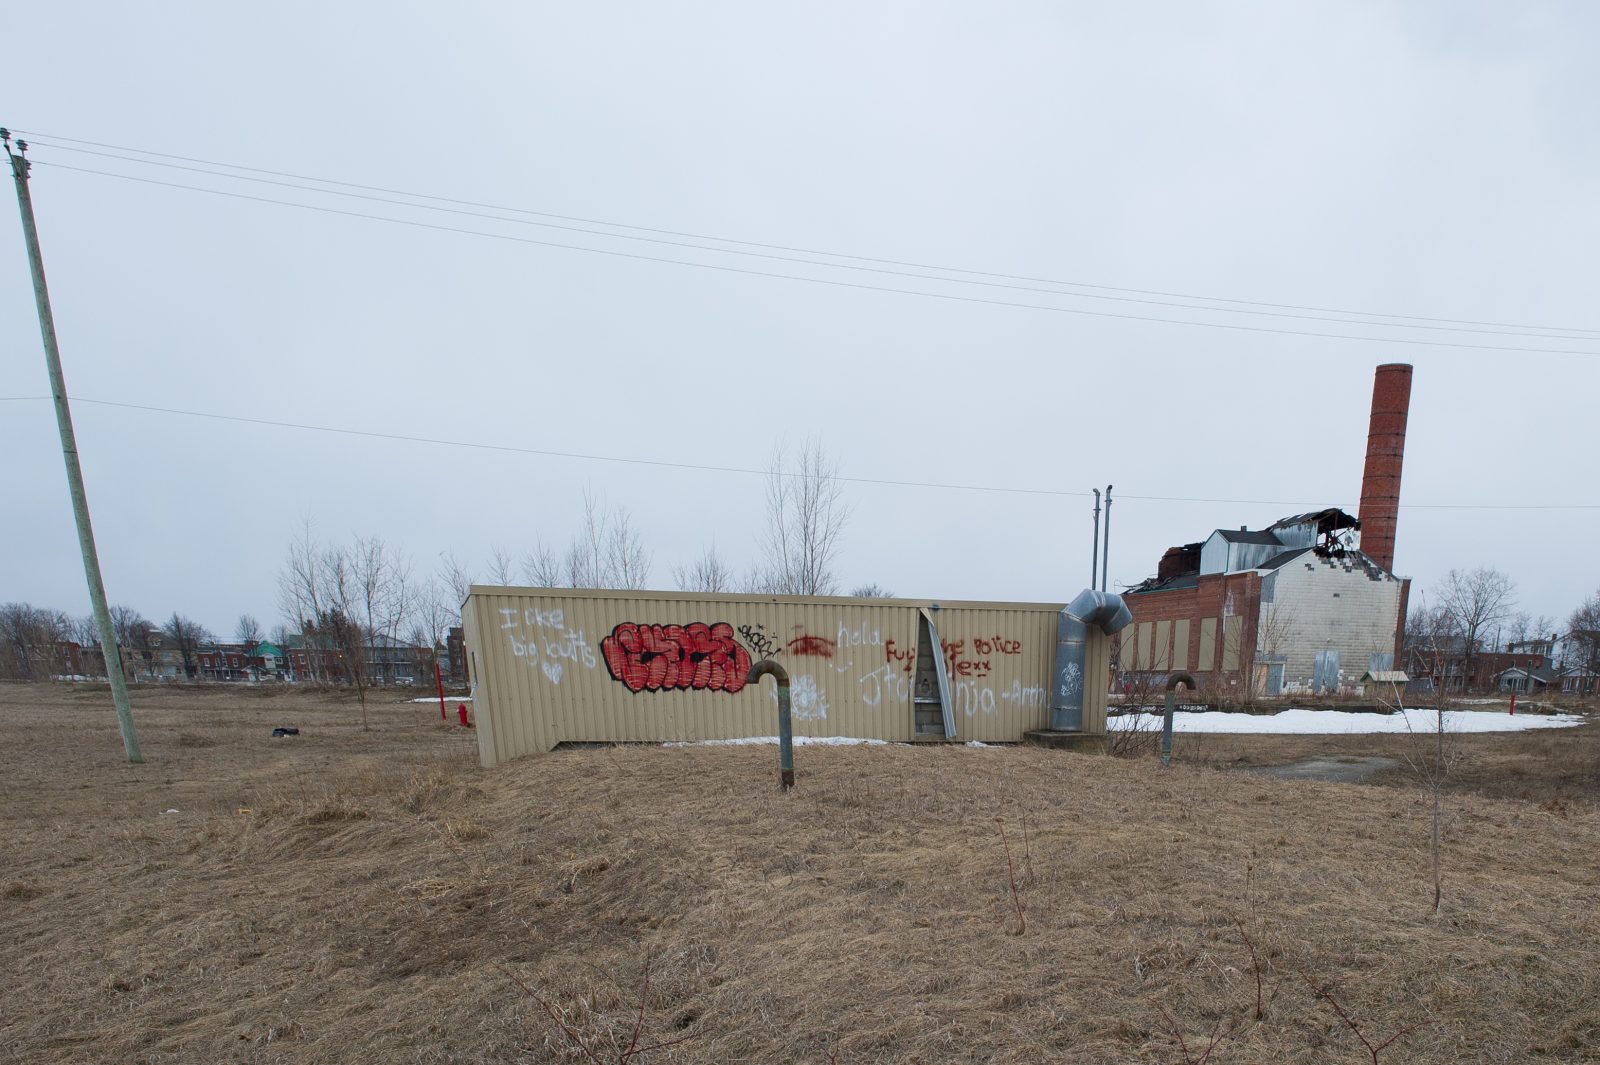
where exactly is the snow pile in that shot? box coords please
[1108,707,1585,735]
[664,736,888,747]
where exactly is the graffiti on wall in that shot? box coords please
[786,633,836,657]
[601,622,753,694]
[881,634,1024,680]
[500,606,598,686]
[737,623,781,661]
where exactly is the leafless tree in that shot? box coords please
[760,439,849,596]
[486,544,517,585]
[674,546,735,593]
[111,606,158,681]
[521,542,564,587]
[0,602,52,679]
[412,575,456,685]
[278,519,329,681]
[1566,590,1600,677]
[441,551,474,608]
[1388,598,1461,914]
[235,613,263,648]
[160,613,212,680]
[850,583,895,598]
[561,491,652,589]
[1435,567,1517,691]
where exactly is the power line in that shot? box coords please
[23,140,1599,344]
[29,160,1600,360]
[4,394,1595,511]
[21,126,1600,337]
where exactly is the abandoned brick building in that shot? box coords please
[1118,364,1413,695]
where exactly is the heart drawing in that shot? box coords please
[541,660,563,685]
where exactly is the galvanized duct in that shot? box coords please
[1050,588,1133,730]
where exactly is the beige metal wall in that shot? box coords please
[465,587,1107,766]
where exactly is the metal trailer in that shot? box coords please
[463,586,1127,766]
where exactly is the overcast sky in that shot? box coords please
[3,3,1596,641]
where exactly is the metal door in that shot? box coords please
[918,608,956,739]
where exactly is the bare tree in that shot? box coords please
[561,491,652,589]
[160,613,212,680]
[604,506,651,589]
[850,583,895,598]
[520,542,563,587]
[1387,601,1461,914]
[1567,590,1600,677]
[110,605,156,681]
[1435,567,1517,691]
[235,613,263,648]
[0,603,50,679]
[675,545,735,593]
[278,519,328,682]
[761,439,849,596]
[486,544,517,585]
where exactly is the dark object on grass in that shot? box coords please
[271,727,300,738]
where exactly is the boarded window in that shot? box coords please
[1173,619,1190,672]
[1137,623,1152,671]
[1198,618,1217,671]
[1222,616,1243,672]
[1153,620,1172,670]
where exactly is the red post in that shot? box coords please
[435,660,447,721]
[1510,692,1516,716]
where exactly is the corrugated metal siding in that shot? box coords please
[467,588,1093,764]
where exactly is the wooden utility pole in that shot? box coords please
[4,129,143,762]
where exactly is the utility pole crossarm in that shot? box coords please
[5,129,144,762]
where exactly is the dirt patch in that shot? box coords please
[1249,755,1401,783]
[2,681,1599,1063]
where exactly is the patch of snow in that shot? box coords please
[965,740,992,747]
[1107,707,1585,735]
[411,696,472,703]
[664,736,888,747]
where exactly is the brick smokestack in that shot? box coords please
[1358,363,1413,573]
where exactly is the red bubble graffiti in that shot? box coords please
[601,622,752,694]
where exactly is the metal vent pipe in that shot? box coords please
[1050,588,1133,731]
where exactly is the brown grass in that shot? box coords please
[2,681,1598,1063]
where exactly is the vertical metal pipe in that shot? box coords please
[1161,673,1194,769]
[1090,489,1101,591]
[5,135,142,763]
[748,660,795,789]
[1101,484,1114,593]
[1161,689,1176,768]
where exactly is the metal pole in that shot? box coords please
[4,133,143,762]
[747,660,795,789]
[435,659,447,721]
[1101,484,1113,593]
[1090,489,1101,590]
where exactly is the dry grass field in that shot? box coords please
[2,681,1598,1064]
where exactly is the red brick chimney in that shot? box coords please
[1358,363,1413,573]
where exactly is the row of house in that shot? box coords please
[1407,633,1598,696]
[34,628,468,686]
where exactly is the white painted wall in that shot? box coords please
[1259,554,1404,692]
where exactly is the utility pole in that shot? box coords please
[1090,488,1101,590]
[4,130,143,762]
[1101,484,1113,593]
